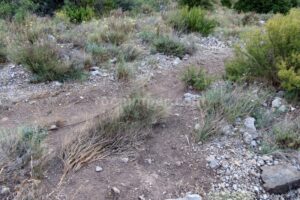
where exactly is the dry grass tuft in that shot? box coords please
[61,92,167,174]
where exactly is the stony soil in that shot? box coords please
[1,34,300,200]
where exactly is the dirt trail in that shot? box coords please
[0,46,232,199]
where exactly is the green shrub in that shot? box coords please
[182,66,212,91]
[221,0,232,8]
[168,6,216,36]
[178,0,213,9]
[63,5,94,23]
[86,43,120,64]
[153,36,187,58]
[273,118,300,150]
[0,0,37,21]
[120,44,141,62]
[116,62,133,81]
[9,42,85,82]
[234,0,298,14]
[225,9,300,98]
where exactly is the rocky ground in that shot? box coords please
[1,33,300,200]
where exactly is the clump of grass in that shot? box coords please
[153,35,187,58]
[273,118,300,150]
[99,17,135,46]
[0,127,47,198]
[116,62,133,81]
[168,6,216,36]
[182,66,212,91]
[62,92,167,173]
[120,44,141,62]
[9,41,85,83]
[85,43,120,64]
[208,191,254,200]
[196,84,263,142]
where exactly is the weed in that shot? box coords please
[168,7,216,36]
[273,118,300,150]
[9,41,85,82]
[182,66,212,91]
[120,44,141,62]
[153,35,187,58]
[62,92,167,172]
[0,126,47,199]
[116,62,133,81]
[196,84,263,142]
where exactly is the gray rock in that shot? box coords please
[261,164,300,194]
[243,132,253,145]
[91,70,101,76]
[1,186,10,195]
[278,105,287,112]
[221,125,233,135]
[206,155,220,169]
[194,123,201,131]
[49,124,58,131]
[166,193,202,200]
[272,97,282,108]
[111,187,120,197]
[184,93,200,102]
[95,166,103,172]
[244,117,256,132]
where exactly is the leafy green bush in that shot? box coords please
[225,9,300,98]
[178,0,213,9]
[182,66,212,91]
[234,0,299,14]
[63,5,94,23]
[0,0,37,21]
[153,36,187,58]
[168,6,216,36]
[9,42,85,82]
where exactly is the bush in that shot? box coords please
[221,0,232,8]
[182,66,212,91]
[168,7,216,36]
[9,42,85,82]
[234,0,299,14]
[153,36,187,58]
[178,0,213,9]
[63,5,94,23]
[116,62,133,81]
[0,0,37,21]
[225,9,300,98]
[85,43,119,64]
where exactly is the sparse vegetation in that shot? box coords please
[168,6,216,36]
[62,92,167,172]
[226,9,300,99]
[9,41,85,82]
[273,118,300,150]
[153,35,187,58]
[196,84,263,142]
[116,62,133,80]
[182,66,212,91]
[0,127,47,198]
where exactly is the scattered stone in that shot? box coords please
[111,187,120,197]
[206,155,220,169]
[166,193,202,200]
[244,117,256,132]
[184,93,200,102]
[54,81,62,87]
[91,70,101,76]
[261,164,300,194]
[173,57,181,66]
[95,166,103,172]
[194,123,201,131]
[1,186,10,195]
[272,97,282,108]
[49,124,58,131]
[120,157,129,163]
[1,117,8,122]
[138,195,146,200]
[221,125,233,135]
[278,105,287,112]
